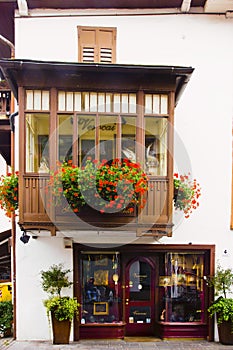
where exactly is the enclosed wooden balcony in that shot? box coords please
[0,59,194,238]
[19,174,173,236]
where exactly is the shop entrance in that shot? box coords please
[125,257,155,336]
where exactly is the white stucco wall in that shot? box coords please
[15,233,73,340]
[13,10,233,340]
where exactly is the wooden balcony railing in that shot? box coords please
[20,175,171,233]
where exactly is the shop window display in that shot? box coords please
[159,253,205,323]
[81,253,121,324]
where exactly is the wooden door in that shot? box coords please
[124,257,155,336]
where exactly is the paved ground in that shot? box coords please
[1,338,233,350]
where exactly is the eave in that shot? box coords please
[0,59,194,105]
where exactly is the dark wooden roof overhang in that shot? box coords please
[0,59,194,105]
[25,0,206,9]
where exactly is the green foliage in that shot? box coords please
[41,264,79,322]
[0,301,13,333]
[43,296,79,322]
[208,264,233,325]
[209,263,233,298]
[173,173,201,218]
[0,172,18,217]
[41,263,72,297]
[208,297,233,325]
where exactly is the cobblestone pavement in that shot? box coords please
[1,338,233,350]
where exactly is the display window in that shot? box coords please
[80,252,121,324]
[159,252,205,323]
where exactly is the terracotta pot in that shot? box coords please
[51,312,71,344]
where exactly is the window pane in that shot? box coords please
[129,94,136,113]
[26,90,33,110]
[122,116,136,162]
[99,115,117,162]
[58,91,66,111]
[78,115,96,165]
[145,117,167,176]
[34,90,42,110]
[66,92,74,111]
[159,253,205,323]
[25,114,49,172]
[81,253,121,324]
[41,91,50,110]
[58,115,73,163]
[129,261,151,301]
[74,93,81,112]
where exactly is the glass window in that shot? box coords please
[26,90,50,111]
[80,253,121,324]
[122,116,136,162]
[58,115,73,163]
[159,253,205,323]
[78,115,96,164]
[145,117,167,176]
[129,261,151,301]
[99,115,118,162]
[25,113,49,172]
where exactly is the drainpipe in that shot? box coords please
[9,110,18,340]
[0,34,17,340]
[0,35,15,59]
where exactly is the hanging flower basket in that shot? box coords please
[49,158,148,214]
[173,173,201,218]
[0,172,18,217]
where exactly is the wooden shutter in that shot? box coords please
[78,26,116,63]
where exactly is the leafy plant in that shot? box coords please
[0,301,13,336]
[208,297,233,325]
[0,172,18,217]
[43,296,79,322]
[49,158,148,214]
[41,264,79,322]
[208,264,233,325]
[41,263,72,297]
[173,172,201,218]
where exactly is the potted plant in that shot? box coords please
[0,172,18,218]
[49,158,148,214]
[208,263,233,345]
[0,301,13,337]
[41,263,79,344]
[173,172,201,218]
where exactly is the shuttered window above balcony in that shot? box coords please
[78,26,116,63]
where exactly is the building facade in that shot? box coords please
[0,0,233,343]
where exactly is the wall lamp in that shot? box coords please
[20,231,30,244]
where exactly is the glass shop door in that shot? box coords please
[125,257,155,336]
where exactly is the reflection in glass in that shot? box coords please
[58,115,73,163]
[81,253,121,324]
[159,253,205,323]
[26,113,49,172]
[99,115,117,162]
[122,117,136,162]
[129,261,151,301]
[145,117,167,176]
